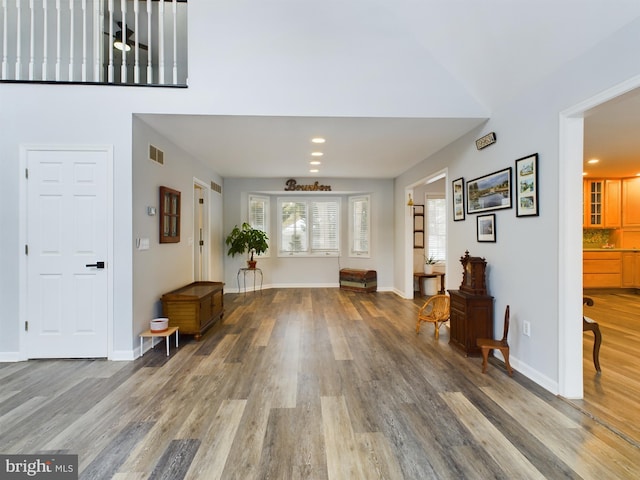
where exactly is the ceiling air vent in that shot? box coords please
[149,145,164,165]
[211,181,222,194]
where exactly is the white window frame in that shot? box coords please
[248,194,270,258]
[277,197,341,257]
[426,194,446,262]
[348,194,371,258]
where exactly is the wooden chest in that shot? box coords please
[161,281,224,340]
[339,269,377,292]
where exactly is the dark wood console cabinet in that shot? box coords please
[161,281,224,340]
[448,289,493,356]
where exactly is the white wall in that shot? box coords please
[131,117,224,356]
[395,17,640,393]
[222,177,394,291]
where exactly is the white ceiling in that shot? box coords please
[137,1,640,179]
[584,88,640,178]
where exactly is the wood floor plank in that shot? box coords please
[251,316,276,347]
[441,391,546,480]
[79,421,155,480]
[147,439,201,480]
[356,431,404,480]
[183,399,246,480]
[327,325,353,361]
[321,395,367,480]
[3,288,640,479]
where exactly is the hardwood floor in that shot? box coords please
[1,288,639,479]
[571,291,640,446]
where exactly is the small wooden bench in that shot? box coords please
[139,326,179,357]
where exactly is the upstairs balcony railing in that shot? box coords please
[1,0,187,86]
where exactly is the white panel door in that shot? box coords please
[26,148,109,358]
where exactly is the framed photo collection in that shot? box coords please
[448,152,538,243]
[452,177,465,221]
[515,153,539,217]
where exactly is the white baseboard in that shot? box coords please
[110,349,136,361]
[0,352,22,362]
[492,351,559,395]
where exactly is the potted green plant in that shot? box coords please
[424,255,437,274]
[225,222,269,269]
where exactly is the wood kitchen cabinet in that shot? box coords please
[622,177,640,227]
[584,179,621,228]
[621,252,640,287]
[583,251,622,288]
[161,281,224,340]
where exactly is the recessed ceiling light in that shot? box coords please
[311,137,325,144]
[582,172,588,176]
[636,172,640,177]
[311,152,324,157]
[310,161,321,165]
[587,158,600,164]
[310,169,319,173]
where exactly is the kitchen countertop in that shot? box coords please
[584,248,640,252]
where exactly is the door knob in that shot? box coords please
[85,261,105,269]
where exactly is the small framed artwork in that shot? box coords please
[515,153,539,217]
[466,167,512,214]
[477,214,496,242]
[452,177,465,221]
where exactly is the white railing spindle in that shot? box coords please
[158,0,164,84]
[42,0,48,80]
[93,0,102,82]
[68,0,74,81]
[55,0,61,81]
[28,0,34,79]
[107,0,113,82]
[172,0,177,84]
[146,0,152,83]
[120,0,126,83]
[81,0,87,81]
[2,0,7,79]
[133,0,139,83]
[15,0,22,80]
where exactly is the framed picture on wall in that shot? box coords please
[466,167,512,214]
[515,153,539,217]
[452,177,465,221]
[477,214,496,242]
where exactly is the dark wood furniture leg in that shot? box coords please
[583,318,602,373]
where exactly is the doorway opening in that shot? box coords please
[193,180,209,282]
[406,169,448,299]
[558,74,640,399]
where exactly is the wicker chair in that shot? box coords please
[416,294,450,338]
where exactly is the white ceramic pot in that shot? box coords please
[150,317,169,332]
[424,264,434,274]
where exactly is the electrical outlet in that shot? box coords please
[523,321,531,337]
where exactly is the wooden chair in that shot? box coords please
[476,305,513,376]
[583,296,602,373]
[416,294,450,338]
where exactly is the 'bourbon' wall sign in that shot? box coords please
[284,178,332,191]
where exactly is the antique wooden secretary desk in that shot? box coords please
[448,251,494,356]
